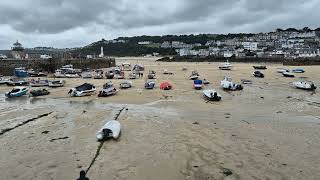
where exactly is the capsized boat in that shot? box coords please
[30,89,50,97]
[160,81,173,90]
[221,77,243,91]
[5,86,28,98]
[145,80,156,89]
[203,89,222,101]
[219,62,233,70]
[193,79,203,90]
[253,65,267,70]
[98,82,118,97]
[120,81,132,89]
[253,71,264,78]
[189,71,200,80]
[96,120,121,141]
[293,81,317,91]
[292,68,305,73]
[49,80,65,87]
[282,71,295,77]
[68,83,96,97]
[30,79,49,87]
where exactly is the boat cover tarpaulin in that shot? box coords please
[75,83,95,91]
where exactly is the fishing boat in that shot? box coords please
[282,71,295,77]
[28,69,47,77]
[29,79,49,87]
[94,69,104,79]
[5,86,28,98]
[120,81,132,89]
[203,89,222,101]
[292,68,305,73]
[68,83,96,97]
[48,80,65,87]
[253,65,267,70]
[221,77,243,91]
[160,81,173,90]
[96,120,121,141]
[54,69,66,78]
[129,72,138,79]
[30,89,50,97]
[219,61,233,70]
[253,71,264,78]
[147,70,156,79]
[293,81,317,91]
[98,82,118,97]
[13,67,29,77]
[145,80,156,89]
[6,79,29,86]
[189,71,200,80]
[193,79,204,90]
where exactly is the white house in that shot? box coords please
[138,41,152,45]
[242,42,258,51]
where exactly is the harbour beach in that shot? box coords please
[0,57,320,180]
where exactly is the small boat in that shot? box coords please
[54,69,66,78]
[81,71,92,78]
[68,83,96,97]
[253,65,267,70]
[182,67,188,71]
[203,79,210,85]
[189,71,200,80]
[28,69,47,77]
[293,81,317,91]
[253,71,264,78]
[129,72,138,79]
[14,67,29,77]
[132,64,145,72]
[203,89,222,101]
[114,70,125,79]
[282,72,295,77]
[96,120,121,141]
[98,82,118,97]
[6,79,29,86]
[5,86,28,98]
[120,81,132,89]
[48,80,65,87]
[145,80,156,89]
[221,77,243,91]
[292,68,305,73]
[65,73,80,78]
[106,70,114,79]
[94,70,104,79]
[30,79,49,87]
[148,70,156,79]
[219,62,233,70]
[163,69,173,75]
[241,79,253,84]
[0,77,9,85]
[193,79,204,90]
[122,62,131,71]
[160,81,173,90]
[277,68,289,73]
[30,89,50,97]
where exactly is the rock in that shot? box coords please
[276,111,283,114]
[192,122,199,125]
[82,110,87,113]
[282,163,287,166]
[193,165,199,168]
[287,96,292,99]
[222,168,233,176]
[126,108,129,111]
[231,134,237,137]
[260,97,264,99]
[41,130,50,134]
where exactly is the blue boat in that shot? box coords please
[5,86,29,98]
[193,79,203,90]
[292,68,305,73]
[14,67,29,77]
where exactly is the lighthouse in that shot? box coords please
[99,46,104,58]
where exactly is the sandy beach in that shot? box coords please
[0,57,320,180]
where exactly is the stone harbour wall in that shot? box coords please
[0,58,116,75]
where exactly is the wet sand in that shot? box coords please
[0,58,320,180]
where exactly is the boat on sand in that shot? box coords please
[221,77,243,91]
[96,120,121,141]
[203,89,222,101]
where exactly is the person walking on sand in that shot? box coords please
[77,170,89,180]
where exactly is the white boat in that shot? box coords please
[69,83,96,97]
[163,69,173,75]
[122,63,131,71]
[81,71,92,78]
[241,79,253,84]
[65,73,80,78]
[282,71,295,77]
[219,62,233,70]
[0,77,9,85]
[148,70,156,79]
[94,70,104,79]
[54,69,66,78]
[49,80,65,87]
[98,82,118,97]
[221,77,243,91]
[203,79,210,85]
[277,68,289,73]
[129,72,138,79]
[5,86,29,98]
[189,71,200,80]
[293,81,317,91]
[203,89,222,101]
[120,81,132,89]
[96,120,121,141]
[30,79,49,87]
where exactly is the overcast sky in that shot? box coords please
[0,0,319,49]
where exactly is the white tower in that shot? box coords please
[99,46,104,58]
